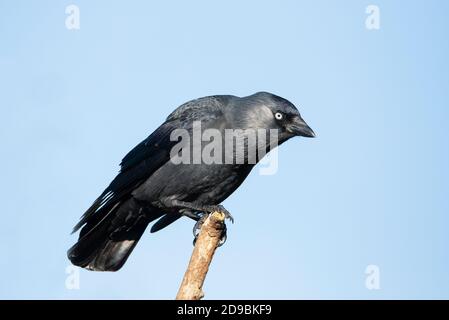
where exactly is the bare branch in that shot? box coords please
[176,212,226,300]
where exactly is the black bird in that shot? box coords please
[68,92,315,271]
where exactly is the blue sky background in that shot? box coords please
[1,0,449,299]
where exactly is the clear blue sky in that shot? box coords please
[1,0,449,299]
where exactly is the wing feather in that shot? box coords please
[73,97,228,233]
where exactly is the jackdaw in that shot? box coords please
[68,91,315,271]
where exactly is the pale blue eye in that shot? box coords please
[275,112,283,120]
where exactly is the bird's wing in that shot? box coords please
[72,120,181,232]
[120,96,227,173]
[73,101,226,233]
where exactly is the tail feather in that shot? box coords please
[68,197,162,271]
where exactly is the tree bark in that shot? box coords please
[176,211,226,300]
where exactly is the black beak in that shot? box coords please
[287,116,316,138]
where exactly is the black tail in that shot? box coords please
[68,197,163,271]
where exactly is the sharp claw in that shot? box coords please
[214,205,234,223]
[217,231,227,247]
[191,205,232,247]
[192,213,208,237]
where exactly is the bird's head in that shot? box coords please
[237,92,315,142]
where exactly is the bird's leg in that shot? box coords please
[160,199,232,246]
[179,209,202,221]
[161,199,234,223]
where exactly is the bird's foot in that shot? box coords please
[203,205,234,224]
[192,205,231,247]
[193,218,227,247]
[217,224,227,247]
[192,213,208,238]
